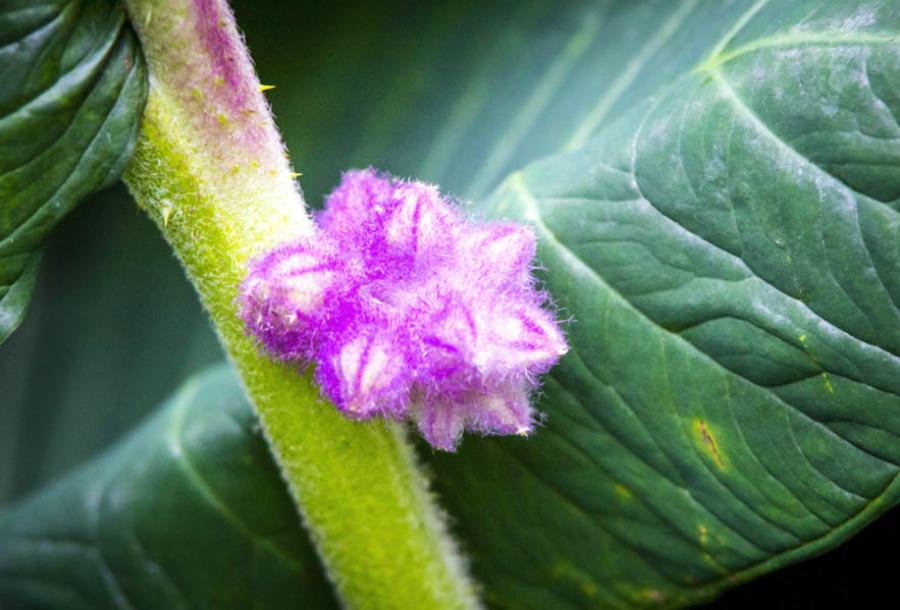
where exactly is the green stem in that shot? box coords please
[120,1,479,608]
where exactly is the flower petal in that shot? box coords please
[471,302,568,375]
[240,239,344,359]
[317,330,411,419]
[385,181,457,257]
[459,221,536,284]
[241,168,568,450]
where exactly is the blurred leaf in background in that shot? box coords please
[0,366,337,609]
[0,184,220,504]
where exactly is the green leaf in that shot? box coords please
[0,0,147,344]
[0,365,338,610]
[425,2,900,608]
[0,254,37,341]
[0,185,223,505]
[251,0,900,606]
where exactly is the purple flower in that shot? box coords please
[240,168,568,450]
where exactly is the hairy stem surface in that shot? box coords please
[120,1,479,608]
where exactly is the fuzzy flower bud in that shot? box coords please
[240,168,568,450]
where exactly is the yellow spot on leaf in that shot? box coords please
[698,524,708,545]
[693,419,726,469]
[549,560,599,598]
[822,373,834,394]
[639,589,663,603]
[614,484,632,500]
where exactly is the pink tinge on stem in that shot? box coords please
[240,168,568,450]
[187,0,278,158]
[192,0,251,105]
[129,0,299,180]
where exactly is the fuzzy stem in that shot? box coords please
[120,1,479,608]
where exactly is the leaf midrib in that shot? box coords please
[699,30,900,73]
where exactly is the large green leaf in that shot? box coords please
[0,184,222,504]
[262,0,900,605]
[0,0,147,344]
[426,3,900,609]
[2,0,898,608]
[0,365,338,610]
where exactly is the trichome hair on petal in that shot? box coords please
[240,167,568,450]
